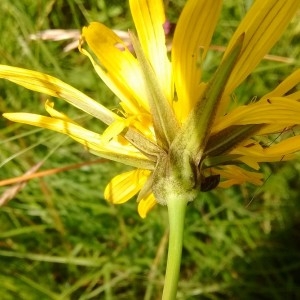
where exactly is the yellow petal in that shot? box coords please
[216,165,264,187]
[255,124,298,136]
[264,135,300,157]
[0,65,116,125]
[213,97,300,133]
[138,193,156,219]
[288,91,300,100]
[45,100,77,123]
[3,113,154,169]
[104,169,151,204]
[262,69,300,98]
[81,22,149,114]
[172,0,223,121]
[230,136,295,166]
[101,119,128,144]
[129,0,172,102]
[224,0,300,95]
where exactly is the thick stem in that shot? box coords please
[162,197,188,300]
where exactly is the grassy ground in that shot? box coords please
[1,0,300,299]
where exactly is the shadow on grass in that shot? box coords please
[230,221,300,300]
[179,162,300,300]
[229,188,300,299]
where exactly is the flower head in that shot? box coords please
[1,0,300,218]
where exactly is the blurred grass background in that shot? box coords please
[1,0,300,299]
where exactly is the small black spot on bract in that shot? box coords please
[200,174,220,192]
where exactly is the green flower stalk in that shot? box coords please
[1,0,300,298]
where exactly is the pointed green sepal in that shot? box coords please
[129,32,179,149]
[163,34,244,195]
[172,34,245,165]
[205,124,263,157]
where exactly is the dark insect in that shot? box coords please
[200,174,220,192]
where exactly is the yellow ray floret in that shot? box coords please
[104,169,151,204]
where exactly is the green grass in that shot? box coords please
[1,0,300,299]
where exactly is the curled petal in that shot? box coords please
[216,165,264,187]
[101,119,129,144]
[81,22,149,114]
[45,100,77,123]
[138,193,156,219]
[104,169,151,204]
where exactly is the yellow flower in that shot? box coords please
[1,0,300,218]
